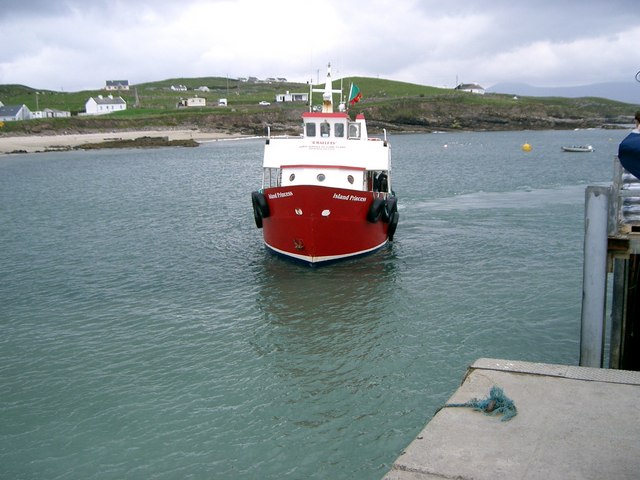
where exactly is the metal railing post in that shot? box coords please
[580,186,611,367]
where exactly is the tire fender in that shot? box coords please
[251,191,270,228]
[387,211,399,241]
[367,198,385,223]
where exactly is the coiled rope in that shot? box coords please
[443,385,517,422]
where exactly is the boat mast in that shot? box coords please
[311,63,342,113]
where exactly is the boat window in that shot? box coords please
[348,123,360,139]
[347,175,354,184]
[289,173,295,182]
[335,123,345,137]
[263,167,281,188]
[320,121,330,137]
[317,173,326,182]
[306,122,316,137]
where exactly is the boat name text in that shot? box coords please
[268,191,293,199]
[333,193,367,202]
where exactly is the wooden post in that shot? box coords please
[620,255,640,370]
[609,258,626,369]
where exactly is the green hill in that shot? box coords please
[0,76,636,135]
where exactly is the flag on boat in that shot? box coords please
[348,83,362,105]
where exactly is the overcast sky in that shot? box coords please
[1,0,640,92]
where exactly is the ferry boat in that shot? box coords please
[251,64,399,265]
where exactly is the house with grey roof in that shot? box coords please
[0,104,32,121]
[105,80,130,91]
[85,95,127,115]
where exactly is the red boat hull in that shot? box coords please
[259,185,391,264]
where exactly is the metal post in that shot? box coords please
[580,186,611,367]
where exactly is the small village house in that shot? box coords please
[105,80,130,91]
[454,83,485,94]
[275,91,309,103]
[0,104,32,121]
[85,95,127,115]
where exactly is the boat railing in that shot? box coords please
[610,156,640,236]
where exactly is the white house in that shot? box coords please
[85,95,127,115]
[455,83,485,95]
[276,91,309,103]
[105,80,129,91]
[0,104,32,121]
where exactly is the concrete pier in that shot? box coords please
[383,358,640,480]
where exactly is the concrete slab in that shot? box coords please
[383,358,640,480]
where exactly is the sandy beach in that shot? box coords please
[0,129,244,154]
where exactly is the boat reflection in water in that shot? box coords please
[251,250,398,373]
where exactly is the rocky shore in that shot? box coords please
[1,99,633,155]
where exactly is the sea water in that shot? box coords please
[0,128,622,479]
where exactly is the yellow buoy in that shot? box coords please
[522,143,532,152]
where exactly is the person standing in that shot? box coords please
[618,111,640,179]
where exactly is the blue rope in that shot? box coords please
[444,386,517,421]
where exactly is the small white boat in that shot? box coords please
[561,145,594,152]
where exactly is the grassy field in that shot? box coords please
[0,76,635,135]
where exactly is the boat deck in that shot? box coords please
[383,358,640,480]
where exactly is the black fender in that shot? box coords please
[387,211,399,241]
[367,198,385,223]
[383,197,398,222]
[251,191,270,228]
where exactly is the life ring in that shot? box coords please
[387,211,399,241]
[251,191,270,228]
[383,197,398,222]
[367,198,385,223]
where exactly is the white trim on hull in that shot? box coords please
[264,239,388,265]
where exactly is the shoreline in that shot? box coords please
[0,129,247,155]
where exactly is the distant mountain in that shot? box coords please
[487,82,640,105]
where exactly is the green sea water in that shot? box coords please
[0,128,621,479]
